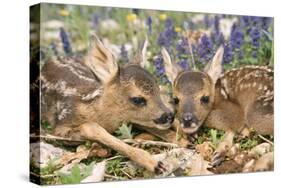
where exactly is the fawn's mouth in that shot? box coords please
[180,122,200,134]
[131,120,172,130]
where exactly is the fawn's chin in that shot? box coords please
[155,123,172,130]
[181,123,200,134]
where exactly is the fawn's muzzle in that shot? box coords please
[182,112,198,128]
[153,112,175,125]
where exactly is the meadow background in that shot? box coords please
[29,3,274,185]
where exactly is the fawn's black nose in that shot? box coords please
[182,112,198,128]
[153,112,175,125]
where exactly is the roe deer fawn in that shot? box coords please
[41,35,180,173]
[161,46,273,167]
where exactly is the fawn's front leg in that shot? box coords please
[80,122,165,174]
[205,101,244,166]
[211,131,235,166]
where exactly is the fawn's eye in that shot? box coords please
[200,96,210,104]
[173,97,179,105]
[130,97,147,107]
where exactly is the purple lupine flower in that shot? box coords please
[241,16,251,26]
[154,56,169,84]
[120,44,129,64]
[154,56,165,77]
[146,16,152,35]
[177,59,188,70]
[157,32,169,48]
[157,17,177,49]
[250,27,260,48]
[175,38,189,70]
[223,44,233,64]
[214,15,220,33]
[210,15,224,46]
[201,35,213,49]
[59,27,72,55]
[230,24,244,49]
[261,17,272,31]
[164,18,177,39]
[251,16,261,27]
[176,38,188,55]
[197,35,214,63]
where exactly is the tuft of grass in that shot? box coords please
[106,158,124,178]
[239,138,258,150]
[208,128,225,148]
[58,162,94,184]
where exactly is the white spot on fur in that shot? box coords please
[53,59,95,83]
[82,88,103,101]
[56,101,72,120]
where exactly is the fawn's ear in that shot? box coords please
[161,48,181,85]
[204,45,224,84]
[85,35,118,83]
[132,38,149,68]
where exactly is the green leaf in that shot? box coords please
[210,129,218,146]
[71,164,81,182]
[115,123,133,139]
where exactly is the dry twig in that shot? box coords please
[123,139,179,148]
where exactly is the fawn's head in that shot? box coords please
[162,46,224,134]
[84,36,174,130]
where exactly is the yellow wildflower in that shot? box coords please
[59,9,69,17]
[175,27,182,33]
[126,13,137,22]
[159,14,167,21]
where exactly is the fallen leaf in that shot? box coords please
[126,148,213,178]
[188,153,213,176]
[30,142,66,168]
[249,143,272,157]
[195,141,213,161]
[81,161,106,183]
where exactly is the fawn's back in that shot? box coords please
[41,56,101,127]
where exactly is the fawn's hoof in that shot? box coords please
[211,151,225,167]
[154,161,167,174]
